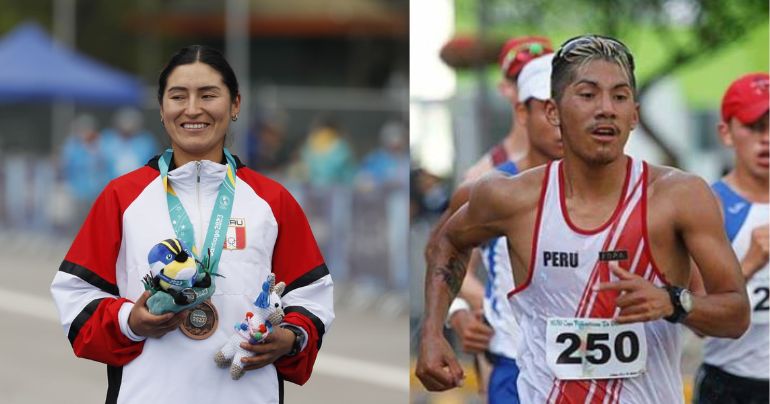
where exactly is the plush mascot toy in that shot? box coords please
[214,273,285,380]
[142,238,215,315]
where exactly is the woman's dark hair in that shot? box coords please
[157,45,239,104]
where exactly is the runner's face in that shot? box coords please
[723,113,769,180]
[160,62,240,161]
[552,60,638,165]
[525,99,563,160]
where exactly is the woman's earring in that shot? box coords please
[231,115,238,122]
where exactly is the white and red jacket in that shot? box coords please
[50,155,334,404]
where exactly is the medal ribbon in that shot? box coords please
[158,148,237,277]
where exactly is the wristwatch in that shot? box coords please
[280,325,305,356]
[663,286,693,323]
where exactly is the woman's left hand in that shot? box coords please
[239,326,295,371]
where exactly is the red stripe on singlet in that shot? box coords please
[606,379,620,404]
[508,162,552,298]
[575,174,644,317]
[552,165,648,403]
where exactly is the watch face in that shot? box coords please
[680,289,693,312]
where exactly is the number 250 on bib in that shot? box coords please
[546,317,647,380]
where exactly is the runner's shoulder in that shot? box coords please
[463,155,494,182]
[468,164,546,215]
[647,163,716,211]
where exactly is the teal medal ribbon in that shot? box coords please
[145,148,237,317]
[157,148,237,275]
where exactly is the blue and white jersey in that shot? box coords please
[480,160,520,359]
[703,180,769,379]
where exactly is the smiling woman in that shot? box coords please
[50,45,334,404]
[158,46,241,166]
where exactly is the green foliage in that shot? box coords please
[0,0,50,33]
[453,0,769,105]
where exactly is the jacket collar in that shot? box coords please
[147,151,245,171]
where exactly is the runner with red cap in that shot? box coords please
[464,36,554,181]
[693,72,769,404]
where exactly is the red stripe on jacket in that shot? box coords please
[67,166,158,365]
[237,168,327,385]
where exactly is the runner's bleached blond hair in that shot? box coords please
[551,35,636,102]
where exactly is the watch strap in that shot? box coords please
[280,324,304,356]
[663,286,688,323]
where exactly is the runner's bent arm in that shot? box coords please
[416,176,517,390]
[426,173,505,311]
[423,176,516,337]
[425,176,495,330]
[676,176,750,338]
[424,178,473,262]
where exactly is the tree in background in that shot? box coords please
[451,0,769,166]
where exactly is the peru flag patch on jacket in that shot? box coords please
[224,218,246,250]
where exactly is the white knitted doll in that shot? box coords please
[214,273,285,380]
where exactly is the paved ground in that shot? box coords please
[0,232,409,404]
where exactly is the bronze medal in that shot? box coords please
[180,300,218,340]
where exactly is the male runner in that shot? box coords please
[464,36,553,180]
[693,72,769,404]
[438,53,562,403]
[425,39,555,396]
[417,35,750,403]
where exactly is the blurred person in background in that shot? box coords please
[357,119,410,289]
[410,167,451,222]
[59,113,109,225]
[357,119,409,191]
[464,36,553,181]
[100,107,159,179]
[693,72,769,404]
[246,109,289,175]
[422,52,563,404]
[50,45,333,404]
[300,115,356,187]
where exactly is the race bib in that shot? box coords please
[546,317,647,380]
[748,272,769,324]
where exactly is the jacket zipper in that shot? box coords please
[196,161,203,256]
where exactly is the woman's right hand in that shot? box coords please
[128,291,188,338]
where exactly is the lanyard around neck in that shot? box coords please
[157,148,237,276]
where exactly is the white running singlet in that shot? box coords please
[703,180,769,379]
[509,158,683,404]
[481,236,519,358]
[480,159,521,359]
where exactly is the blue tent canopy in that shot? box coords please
[0,22,142,106]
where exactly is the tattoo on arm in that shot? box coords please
[432,256,468,297]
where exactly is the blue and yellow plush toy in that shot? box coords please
[142,238,215,315]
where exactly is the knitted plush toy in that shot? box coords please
[214,273,285,380]
[141,238,216,315]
